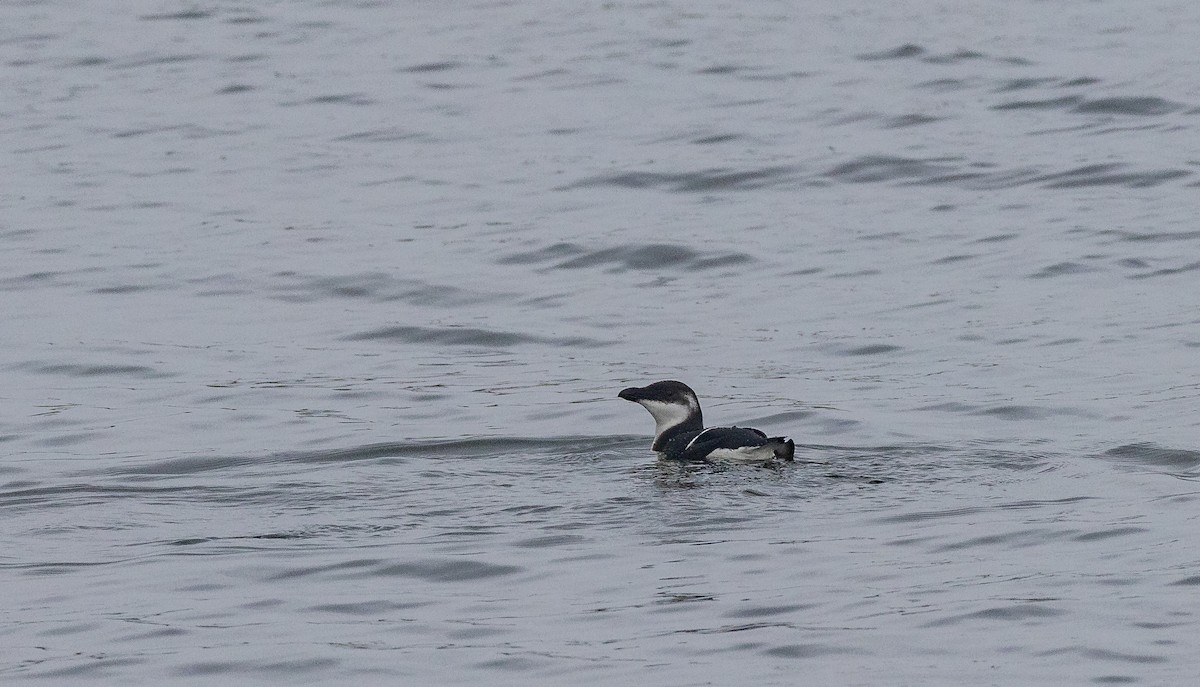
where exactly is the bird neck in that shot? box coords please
[651,413,704,451]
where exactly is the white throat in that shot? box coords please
[637,398,699,438]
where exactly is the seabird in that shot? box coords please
[619,380,795,463]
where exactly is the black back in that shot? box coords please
[659,426,768,461]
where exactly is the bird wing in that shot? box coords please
[679,426,768,461]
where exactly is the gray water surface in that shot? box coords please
[3,1,1200,684]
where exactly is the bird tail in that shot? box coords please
[766,437,795,461]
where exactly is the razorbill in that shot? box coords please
[619,380,795,463]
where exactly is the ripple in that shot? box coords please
[344,324,611,348]
[882,113,943,128]
[930,528,1056,552]
[511,534,586,548]
[26,657,149,679]
[1074,96,1184,116]
[974,405,1053,421]
[923,603,1064,627]
[922,49,988,65]
[0,483,200,509]
[267,557,522,582]
[373,559,523,581]
[877,497,1096,524]
[1031,164,1189,189]
[140,10,212,20]
[1028,261,1099,279]
[308,600,429,614]
[994,77,1058,92]
[333,128,430,143]
[993,92,1187,118]
[762,643,861,658]
[1105,229,1200,242]
[282,93,376,107]
[400,61,463,73]
[272,272,506,306]
[1043,648,1169,665]
[841,344,903,356]
[825,155,1190,189]
[19,362,171,379]
[1072,527,1147,542]
[498,242,755,272]
[101,436,641,476]
[176,658,339,677]
[993,95,1085,111]
[1128,260,1200,280]
[857,44,925,61]
[725,603,813,618]
[112,53,205,70]
[826,156,957,183]
[1103,443,1200,472]
[563,166,795,192]
[692,133,742,144]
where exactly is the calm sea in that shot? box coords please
[3,1,1199,684]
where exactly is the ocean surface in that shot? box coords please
[3,1,1200,684]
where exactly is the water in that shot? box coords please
[3,1,1200,684]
